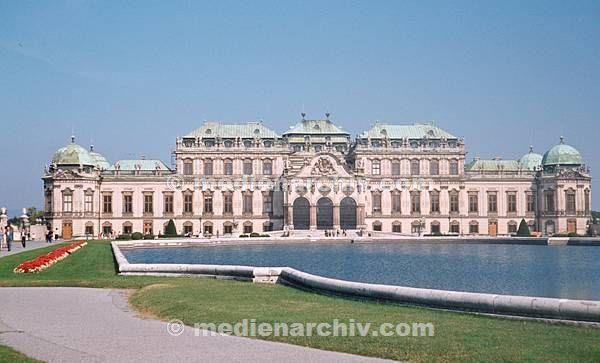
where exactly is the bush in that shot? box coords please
[250,232,261,238]
[260,234,270,237]
[116,234,131,240]
[131,232,143,240]
[143,234,155,240]
[239,234,248,238]
[165,219,177,236]
[568,232,579,237]
[516,219,531,237]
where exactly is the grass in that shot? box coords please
[0,345,42,363]
[1,240,600,362]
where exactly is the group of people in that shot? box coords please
[0,225,28,252]
[324,229,348,237]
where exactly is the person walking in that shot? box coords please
[0,228,4,251]
[21,229,26,248]
[6,225,13,252]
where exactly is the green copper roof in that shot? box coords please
[465,159,521,172]
[185,121,280,138]
[283,119,349,136]
[542,138,582,166]
[89,145,110,170]
[518,146,543,170]
[359,123,457,139]
[108,159,170,171]
[51,137,96,166]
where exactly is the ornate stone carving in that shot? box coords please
[311,157,336,176]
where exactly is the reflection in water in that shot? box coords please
[123,242,600,300]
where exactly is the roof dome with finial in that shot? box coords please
[51,136,95,166]
[519,146,543,170]
[542,137,583,166]
[88,144,110,170]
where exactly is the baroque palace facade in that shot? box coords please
[43,116,592,239]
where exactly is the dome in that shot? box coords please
[519,146,543,170]
[542,137,583,166]
[89,145,110,170]
[51,136,96,166]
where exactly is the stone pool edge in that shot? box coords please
[111,241,600,323]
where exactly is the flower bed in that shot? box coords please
[14,241,88,273]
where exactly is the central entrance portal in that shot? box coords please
[340,197,357,229]
[293,197,310,230]
[317,197,333,230]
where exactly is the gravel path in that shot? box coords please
[0,287,390,362]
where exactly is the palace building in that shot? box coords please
[43,116,592,239]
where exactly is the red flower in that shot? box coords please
[14,241,87,273]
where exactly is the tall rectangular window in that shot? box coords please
[372,160,381,175]
[450,191,459,213]
[430,191,440,213]
[203,159,213,175]
[488,193,497,213]
[566,191,576,214]
[223,192,233,214]
[263,160,273,175]
[143,194,153,214]
[163,194,173,214]
[411,192,421,214]
[410,160,420,176]
[526,193,535,213]
[263,192,273,215]
[507,193,517,213]
[243,193,253,214]
[469,193,478,213]
[84,193,93,212]
[585,190,591,214]
[545,191,555,212]
[372,192,381,214]
[430,160,439,175]
[203,193,213,214]
[449,160,459,175]
[392,161,401,176]
[243,160,253,175]
[103,194,112,214]
[63,193,73,213]
[183,160,193,175]
[123,194,133,214]
[224,159,233,175]
[391,192,401,214]
[183,193,194,214]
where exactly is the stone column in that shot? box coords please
[310,205,317,230]
[286,205,293,229]
[357,204,365,228]
[333,205,340,229]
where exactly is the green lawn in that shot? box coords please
[0,345,42,363]
[1,241,599,362]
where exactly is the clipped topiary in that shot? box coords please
[165,219,177,236]
[516,219,531,237]
[131,232,143,240]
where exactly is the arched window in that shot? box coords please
[469,220,479,234]
[392,221,402,233]
[508,220,518,234]
[372,221,382,231]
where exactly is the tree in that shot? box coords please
[516,219,531,237]
[165,219,177,236]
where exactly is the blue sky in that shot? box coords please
[0,0,599,216]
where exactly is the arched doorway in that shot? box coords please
[293,197,310,230]
[340,197,357,229]
[317,197,333,230]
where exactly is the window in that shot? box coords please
[45,190,52,212]
[204,159,213,175]
[203,193,213,214]
[184,224,193,235]
[507,193,517,213]
[391,191,401,214]
[243,223,253,234]
[264,140,273,148]
[243,140,252,148]
[262,192,273,215]
[103,194,112,214]
[183,159,193,175]
[488,193,497,213]
[143,221,153,235]
[585,189,591,214]
[263,222,273,232]
[450,222,460,234]
[450,191,459,213]
[392,161,401,176]
[469,193,478,213]
[411,192,421,214]
[508,222,518,234]
[430,160,439,175]
[263,160,273,175]
[224,140,233,148]
[243,192,253,214]
[123,224,132,235]
[526,193,536,213]
[431,222,441,234]
[84,193,93,212]
[224,159,233,175]
[449,160,459,175]
[85,225,94,236]
[392,223,402,233]
[122,194,132,214]
[411,222,421,234]
[224,224,233,235]
[164,194,173,214]
[566,190,576,214]
[372,192,382,214]
[469,222,479,234]
[430,191,440,213]
[372,160,381,175]
[410,160,420,175]
[143,194,153,214]
[223,192,233,214]
[184,193,194,214]
[62,192,73,213]
[545,191,555,212]
[372,221,382,231]
[243,160,253,175]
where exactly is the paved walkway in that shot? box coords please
[0,240,57,258]
[0,288,390,362]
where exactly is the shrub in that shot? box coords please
[568,232,579,237]
[250,232,261,238]
[143,234,155,240]
[516,219,531,237]
[260,234,270,237]
[165,219,177,236]
[239,234,248,238]
[116,234,131,240]
[131,232,143,240]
